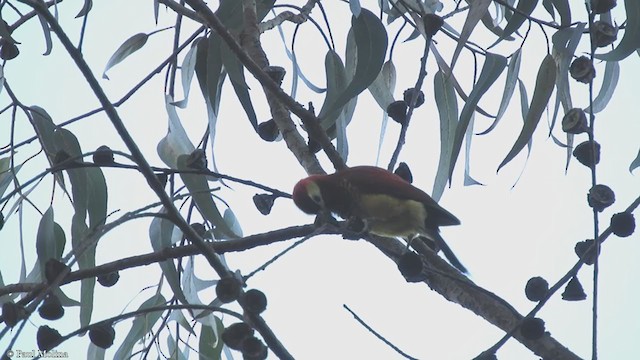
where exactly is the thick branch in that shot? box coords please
[0,225,318,298]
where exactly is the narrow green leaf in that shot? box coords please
[498,54,556,171]
[102,33,149,79]
[542,0,555,19]
[36,14,53,55]
[199,324,219,360]
[630,148,640,173]
[478,49,522,135]
[194,34,225,171]
[36,207,56,274]
[517,78,533,152]
[586,60,619,114]
[552,22,586,111]
[551,0,571,26]
[478,11,516,40]
[200,317,224,360]
[72,214,94,327]
[432,70,459,201]
[451,0,492,71]
[30,106,65,189]
[54,127,102,327]
[0,157,21,199]
[596,0,640,61]
[489,0,539,48]
[167,333,189,360]
[368,60,396,109]
[173,43,199,108]
[463,115,483,186]
[87,344,105,360]
[75,0,93,18]
[350,0,362,16]
[177,155,237,239]
[552,23,585,170]
[53,128,86,213]
[223,208,243,238]
[168,311,196,335]
[53,287,79,307]
[149,214,188,305]
[114,293,167,360]
[334,30,359,160]
[158,95,196,169]
[448,53,507,181]
[318,50,347,130]
[85,167,108,229]
[369,60,396,164]
[154,0,160,24]
[220,41,258,130]
[431,46,495,118]
[321,9,387,121]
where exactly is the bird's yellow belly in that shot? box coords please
[357,195,426,238]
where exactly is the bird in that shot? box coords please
[292,165,466,273]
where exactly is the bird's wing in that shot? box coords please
[337,166,460,227]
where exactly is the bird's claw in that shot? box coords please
[341,217,367,240]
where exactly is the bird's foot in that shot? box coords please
[341,217,367,240]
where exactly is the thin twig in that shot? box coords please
[388,30,431,171]
[343,304,418,360]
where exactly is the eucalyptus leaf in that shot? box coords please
[75,0,93,18]
[489,0,539,48]
[585,60,619,114]
[596,0,640,61]
[173,43,199,108]
[157,95,196,168]
[432,70,458,201]
[114,293,167,359]
[149,214,188,305]
[177,155,237,239]
[448,53,507,181]
[478,49,522,135]
[451,0,491,71]
[498,55,556,171]
[321,9,387,122]
[102,33,149,79]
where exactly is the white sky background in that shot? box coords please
[0,0,639,359]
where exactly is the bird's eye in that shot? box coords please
[311,195,322,204]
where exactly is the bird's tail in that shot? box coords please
[422,230,467,274]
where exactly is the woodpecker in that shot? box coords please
[292,166,466,273]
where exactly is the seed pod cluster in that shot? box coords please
[387,100,408,125]
[587,184,615,212]
[573,140,600,167]
[89,323,116,349]
[591,21,618,48]
[525,277,549,302]
[258,119,279,142]
[562,277,587,301]
[561,108,588,134]
[570,56,596,84]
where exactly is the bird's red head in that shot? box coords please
[292,176,324,214]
